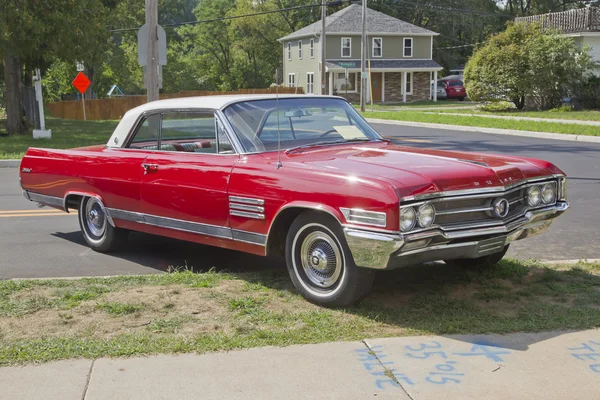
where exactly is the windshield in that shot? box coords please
[223,98,382,153]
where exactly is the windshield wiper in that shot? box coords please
[285,138,375,154]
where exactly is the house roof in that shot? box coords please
[279,4,437,41]
[326,59,442,70]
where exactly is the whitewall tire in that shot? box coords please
[285,211,375,307]
[78,197,127,252]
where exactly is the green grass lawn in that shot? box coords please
[435,108,600,121]
[1,259,599,365]
[0,118,117,159]
[363,110,600,136]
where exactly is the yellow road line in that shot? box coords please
[0,209,65,214]
[0,212,77,218]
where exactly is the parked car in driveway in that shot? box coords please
[443,80,467,101]
[20,95,569,307]
[435,82,447,100]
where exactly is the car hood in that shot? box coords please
[280,142,557,198]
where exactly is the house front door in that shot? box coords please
[371,73,382,102]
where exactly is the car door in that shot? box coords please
[139,110,238,240]
[99,113,162,213]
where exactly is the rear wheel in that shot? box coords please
[285,211,375,307]
[78,197,127,252]
[444,245,509,269]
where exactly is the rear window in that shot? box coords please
[448,81,463,87]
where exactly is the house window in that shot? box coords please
[372,37,382,58]
[341,37,351,58]
[298,40,302,59]
[310,39,315,58]
[307,73,314,94]
[334,72,357,93]
[288,73,295,87]
[403,72,413,95]
[403,38,413,57]
[287,42,291,60]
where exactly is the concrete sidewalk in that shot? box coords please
[2,329,599,400]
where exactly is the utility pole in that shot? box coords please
[360,0,367,112]
[145,0,159,102]
[320,0,327,95]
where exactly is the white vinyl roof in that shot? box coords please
[107,94,342,148]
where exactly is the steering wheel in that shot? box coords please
[319,129,338,138]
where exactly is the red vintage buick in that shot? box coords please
[20,95,568,306]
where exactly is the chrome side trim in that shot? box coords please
[229,196,265,219]
[107,208,233,239]
[230,203,265,213]
[400,174,565,203]
[22,190,31,201]
[27,192,64,210]
[229,196,265,205]
[230,210,265,220]
[232,229,267,246]
[340,207,387,228]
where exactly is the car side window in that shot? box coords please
[128,114,161,150]
[159,112,234,154]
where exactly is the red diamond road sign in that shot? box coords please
[72,72,91,94]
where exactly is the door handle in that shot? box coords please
[142,163,159,174]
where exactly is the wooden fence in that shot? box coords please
[47,87,305,120]
[515,7,600,33]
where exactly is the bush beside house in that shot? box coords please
[464,22,598,110]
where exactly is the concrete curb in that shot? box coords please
[426,112,600,126]
[0,159,21,168]
[366,118,600,144]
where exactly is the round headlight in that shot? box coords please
[417,203,436,228]
[527,186,542,207]
[541,183,556,204]
[400,207,416,232]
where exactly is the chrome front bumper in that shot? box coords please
[344,202,569,270]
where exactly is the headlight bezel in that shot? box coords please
[400,207,417,232]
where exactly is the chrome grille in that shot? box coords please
[400,178,560,233]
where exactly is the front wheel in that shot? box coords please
[285,211,375,307]
[78,197,128,252]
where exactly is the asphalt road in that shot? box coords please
[0,124,598,279]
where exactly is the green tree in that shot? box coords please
[0,0,114,134]
[464,22,595,109]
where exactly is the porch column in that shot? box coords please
[433,70,438,102]
[328,72,333,96]
[402,71,407,103]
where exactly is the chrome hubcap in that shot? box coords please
[300,231,342,288]
[85,199,106,238]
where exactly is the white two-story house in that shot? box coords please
[278,4,443,103]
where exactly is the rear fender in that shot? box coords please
[64,191,115,227]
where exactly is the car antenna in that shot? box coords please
[275,68,283,170]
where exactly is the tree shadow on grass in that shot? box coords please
[238,259,600,350]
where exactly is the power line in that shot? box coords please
[108,1,347,32]
[435,43,480,50]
